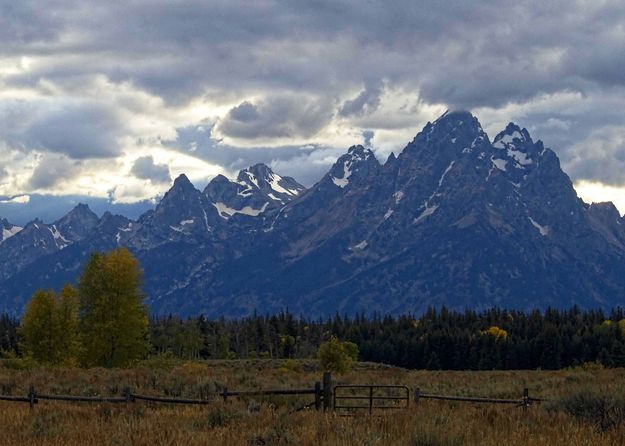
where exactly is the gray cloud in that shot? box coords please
[131,156,171,183]
[339,80,384,117]
[2,0,625,196]
[2,100,125,159]
[28,155,81,189]
[6,0,624,107]
[216,96,333,140]
[362,130,374,147]
[163,124,328,185]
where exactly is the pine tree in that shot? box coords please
[78,248,149,367]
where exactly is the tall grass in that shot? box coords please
[0,360,624,445]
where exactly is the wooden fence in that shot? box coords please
[0,373,547,413]
[414,387,548,410]
[0,372,334,412]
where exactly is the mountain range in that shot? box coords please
[2,110,625,317]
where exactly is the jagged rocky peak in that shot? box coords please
[54,203,99,242]
[146,173,216,235]
[492,122,546,165]
[588,201,623,224]
[0,218,22,243]
[493,122,532,146]
[424,110,486,143]
[205,164,305,220]
[169,173,197,194]
[328,145,380,188]
[237,163,305,201]
[401,110,490,165]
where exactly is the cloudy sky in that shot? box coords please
[2,0,625,223]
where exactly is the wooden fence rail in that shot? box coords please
[0,377,330,411]
[0,373,549,413]
[414,387,549,409]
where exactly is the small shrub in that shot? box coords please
[0,357,37,370]
[29,411,65,438]
[139,351,178,370]
[549,390,625,431]
[316,336,359,374]
[193,406,241,430]
[412,432,464,446]
[265,413,298,444]
[280,359,302,373]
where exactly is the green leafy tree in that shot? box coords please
[78,248,149,367]
[20,288,79,365]
[317,335,359,373]
[57,284,80,365]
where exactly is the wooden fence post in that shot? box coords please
[222,387,228,403]
[414,388,420,405]
[522,388,529,411]
[28,386,36,409]
[322,372,332,411]
[369,386,374,415]
[314,381,322,411]
[123,387,133,403]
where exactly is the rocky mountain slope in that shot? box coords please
[1,111,624,317]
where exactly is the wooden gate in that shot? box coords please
[333,385,409,415]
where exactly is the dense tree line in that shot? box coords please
[2,307,625,370]
[0,313,19,355]
[149,307,625,370]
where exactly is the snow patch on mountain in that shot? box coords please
[413,204,438,224]
[438,161,455,187]
[491,157,507,172]
[49,225,70,249]
[332,160,352,188]
[268,172,300,196]
[1,226,22,243]
[528,217,550,236]
[214,202,268,219]
[493,131,524,148]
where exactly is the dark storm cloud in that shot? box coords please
[362,130,375,147]
[131,156,171,183]
[27,155,81,189]
[3,0,625,189]
[217,96,333,140]
[7,101,125,159]
[339,80,384,117]
[4,0,625,106]
[0,1,67,45]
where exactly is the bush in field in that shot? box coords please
[550,390,625,431]
[412,432,464,446]
[316,335,358,373]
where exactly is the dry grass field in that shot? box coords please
[1,360,624,445]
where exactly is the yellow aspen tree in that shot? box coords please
[78,248,149,367]
[20,290,62,364]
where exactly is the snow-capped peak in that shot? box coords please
[491,123,540,169]
[1,218,22,244]
[204,163,306,220]
[493,123,532,149]
[329,145,380,189]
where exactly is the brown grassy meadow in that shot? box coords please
[1,360,624,446]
